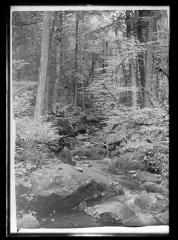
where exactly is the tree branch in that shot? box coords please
[102,83,120,107]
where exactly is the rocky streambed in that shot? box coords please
[16,155,169,230]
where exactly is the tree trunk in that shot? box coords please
[34,12,50,119]
[82,53,86,111]
[91,54,95,80]
[125,10,133,104]
[46,12,57,112]
[74,13,79,109]
[53,12,63,106]
[145,16,154,107]
[33,24,36,82]
[136,10,148,107]
[126,10,132,38]
[131,59,137,108]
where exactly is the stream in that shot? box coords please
[16,132,168,228]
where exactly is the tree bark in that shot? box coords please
[145,16,154,107]
[34,12,50,119]
[131,58,137,108]
[82,53,86,111]
[126,10,132,38]
[53,12,63,106]
[74,13,79,109]
[46,12,58,112]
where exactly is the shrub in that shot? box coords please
[13,81,37,118]
[15,117,59,166]
[97,107,169,182]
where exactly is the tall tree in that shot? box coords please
[34,12,50,119]
[125,10,137,108]
[53,11,63,107]
[74,12,79,109]
[144,12,154,107]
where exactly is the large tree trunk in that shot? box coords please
[126,10,132,38]
[145,15,154,107]
[74,13,79,109]
[136,10,148,107]
[45,12,58,112]
[34,12,50,119]
[53,12,63,106]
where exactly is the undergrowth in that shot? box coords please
[95,107,169,184]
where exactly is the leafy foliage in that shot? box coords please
[15,118,59,166]
[95,107,169,183]
[13,81,37,118]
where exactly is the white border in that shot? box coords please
[18,226,169,234]
[11,6,169,12]
[10,6,169,235]
[10,7,17,233]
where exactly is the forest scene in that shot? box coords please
[12,7,169,230]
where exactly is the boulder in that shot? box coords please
[107,153,146,173]
[141,181,168,195]
[85,201,136,224]
[17,214,40,229]
[155,210,169,225]
[29,164,104,214]
[134,191,167,213]
[124,212,162,227]
[55,118,73,135]
[123,192,167,226]
[83,167,125,197]
[137,171,162,184]
[71,145,106,160]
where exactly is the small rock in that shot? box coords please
[128,170,137,174]
[73,155,80,161]
[141,182,168,195]
[76,167,83,172]
[41,218,47,222]
[82,163,92,167]
[137,171,162,184]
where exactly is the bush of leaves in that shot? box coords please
[98,107,169,182]
[13,81,37,118]
[15,117,59,167]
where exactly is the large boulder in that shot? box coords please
[85,191,165,227]
[124,191,168,226]
[85,201,136,224]
[29,164,104,214]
